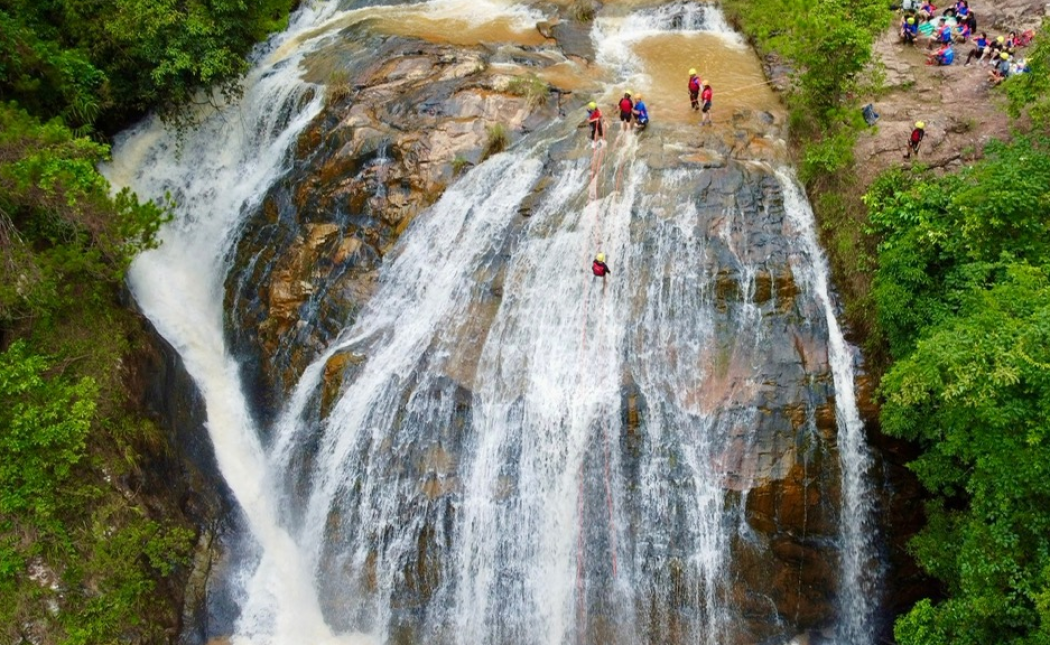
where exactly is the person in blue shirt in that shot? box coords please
[927,41,954,65]
[632,95,649,131]
[901,15,919,44]
[965,32,987,64]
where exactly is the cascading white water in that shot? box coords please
[778,170,879,644]
[103,2,375,643]
[106,1,880,643]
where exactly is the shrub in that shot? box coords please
[506,73,550,109]
[482,123,510,159]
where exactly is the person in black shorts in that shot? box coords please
[700,80,713,125]
[617,91,634,133]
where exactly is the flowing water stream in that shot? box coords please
[106,1,879,643]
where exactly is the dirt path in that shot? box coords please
[853,0,1046,186]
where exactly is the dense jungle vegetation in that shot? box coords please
[0,0,295,640]
[722,0,1050,641]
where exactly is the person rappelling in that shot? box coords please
[585,101,606,148]
[688,68,701,111]
[592,253,611,279]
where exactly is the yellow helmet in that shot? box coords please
[997,35,1005,43]
[689,68,697,75]
[634,94,642,101]
[1001,51,1010,59]
[625,89,633,96]
[596,253,606,262]
[588,101,597,109]
[907,16,915,24]
[915,121,925,129]
[702,79,710,86]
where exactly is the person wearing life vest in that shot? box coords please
[965,31,988,64]
[700,80,713,125]
[632,94,649,131]
[688,68,701,111]
[905,121,925,159]
[592,252,611,279]
[926,17,951,49]
[901,15,918,44]
[585,101,605,148]
[618,91,634,133]
[927,41,954,65]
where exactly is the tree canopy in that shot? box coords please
[867,138,1050,645]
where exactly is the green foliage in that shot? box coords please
[0,339,195,644]
[482,123,510,159]
[871,137,1050,644]
[0,103,170,321]
[722,0,887,137]
[1004,20,1050,130]
[0,341,96,522]
[0,0,296,130]
[865,137,1050,358]
[505,73,549,109]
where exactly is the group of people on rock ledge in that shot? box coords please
[582,67,713,148]
[897,0,1033,84]
[895,0,1036,160]
[582,68,716,279]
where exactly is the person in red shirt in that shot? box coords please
[700,80,713,125]
[688,68,701,111]
[618,91,634,133]
[905,121,925,159]
[592,252,611,279]
[585,101,605,148]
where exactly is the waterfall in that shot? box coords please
[106,1,881,643]
[778,170,879,644]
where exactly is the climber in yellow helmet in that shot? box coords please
[905,121,925,159]
[585,101,606,148]
[688,68,701,111]
[592,252,611,279]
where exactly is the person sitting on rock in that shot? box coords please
[927,42,955,65]
[917,0,935,22]
[964,32,988,65]
[905,121,925,159]
[954,20,971,43]
[962,9,976,32]
[632,94,649,131]
[954,0,969,18]
[901,16,919,44]
[592,252,611,279]
[982,35,1006,63]
[989,51,1012,84]
[926,17,952,49]
[617,91,634,133]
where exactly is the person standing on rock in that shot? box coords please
[688,69,701,111]
[700,80,713,126]
[632,94,649,131]
[585,102,606,148]
[905,121,925,159]
[618,91,634,133]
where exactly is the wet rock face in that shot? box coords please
[219,19,865,645]
[225,33,561,423]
